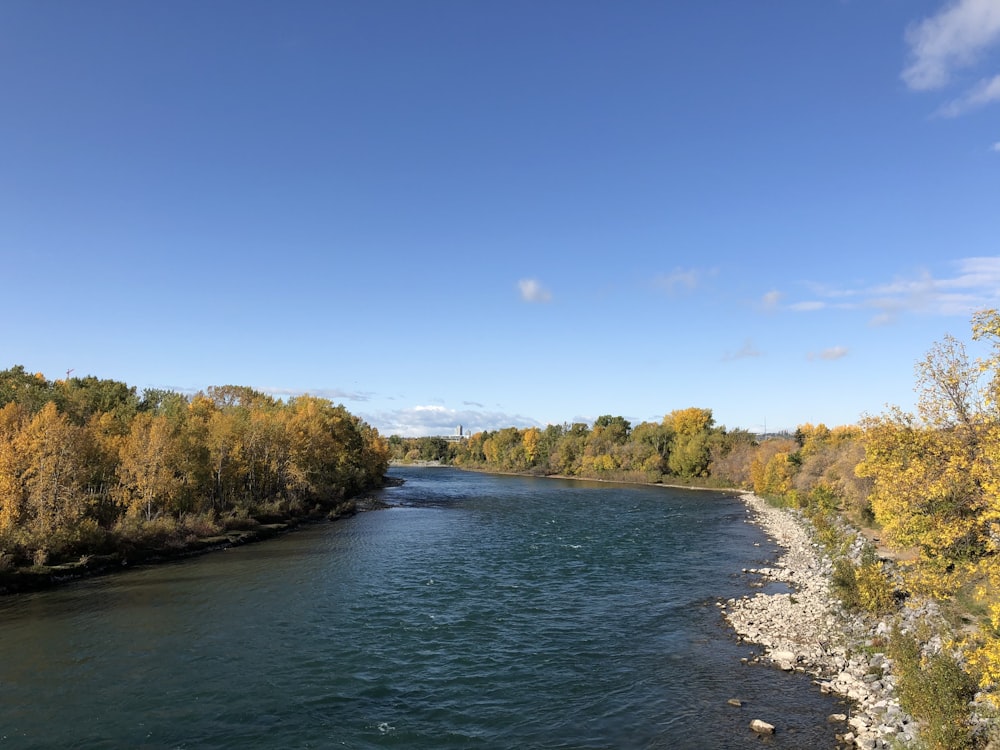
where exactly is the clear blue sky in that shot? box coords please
[3,1,999,436]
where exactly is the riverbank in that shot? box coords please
[0,487,395,596]
[723,492,917,749]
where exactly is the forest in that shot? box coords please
[0,369,390,574]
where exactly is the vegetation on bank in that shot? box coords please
[389,309,1000,748]
[0,368,390,586]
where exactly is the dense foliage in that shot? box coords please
[855,310,1000,716]
[391,408,762,485]
[0,367,389,566]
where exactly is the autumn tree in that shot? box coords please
[548,423,588,476]
[483,427,528,472]
[859,334,991,561]
[522,427,542,466]
[7,402,95,557]
[663,407,716,478]
[582,417,631,475]
[0,402,30,543]
[748,438,798,497]
[708,428,756,488]
[116,413,184,521]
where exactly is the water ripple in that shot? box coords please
[0,468,847,749]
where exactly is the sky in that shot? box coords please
[2,0,1000,437]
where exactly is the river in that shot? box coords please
[0,466,847,749]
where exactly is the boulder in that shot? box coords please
[749,719,775,735]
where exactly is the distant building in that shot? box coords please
[439,425,466,442]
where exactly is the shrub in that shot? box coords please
[811,510,848,552]
[856,561,896,615]
[831,545,897,615]
[832,557,860,609]
[888,627,978,750]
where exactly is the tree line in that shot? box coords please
[0,367,390,567]
[390,410,871,520]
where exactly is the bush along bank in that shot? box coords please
[723,494,998,750]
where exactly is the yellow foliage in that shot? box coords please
[13,402,89,542]
[747,439,797,496]
[751,452,793,496]
[581,453,617,474]
[522,427,541,464]
[969,558,1000,704]
[116,413,182,520]
[663,407,713,436]
[859,409,988,560]
[795,423,830,458]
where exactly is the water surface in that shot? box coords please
[0,467,846,748]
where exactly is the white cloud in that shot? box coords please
[992,141,1000,152]
[518,278,552,303]
[785,257,1000,321]
[938,73,1000,116]
[808,346,849,362]
[361,404,543,437]
[902,0,1000,91]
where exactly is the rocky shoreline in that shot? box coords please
[722,492,917,749]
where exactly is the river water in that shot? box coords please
[0,467,847,749]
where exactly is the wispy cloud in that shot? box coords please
[723,339,763,361]
[262,386,374,402]
[518,278,552,303]
[779,257,1000,323]
[992,141,1000,152]
[653,267,716,295]
[902,0,1000,117]
[938,73,1000,116]
[902,0,1000,90]
[808,346,849,362]
[360,404,543,437]
[789,301,827,312]
[760,290,783,310]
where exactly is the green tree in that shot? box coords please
[55,375,139,429]
[0,366,52,414]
